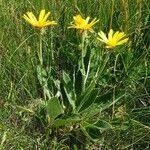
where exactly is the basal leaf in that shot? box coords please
[47,97,64,119]
[63,71,76,110]
[78,89,99,112]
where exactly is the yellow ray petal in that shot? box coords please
[39,10,46,22]
[27,12,37,22]
[89,18,98,27]
[98,31,108,42]
[108,29,113,40]
[23,15,35,25]
[97,37,107,43]
[113,31,119,40]
[44,21,57,26]
[43,12,50,22]
[85,17,90,23]
[116,32,126,42]
[75,15,85,25]
[116,38,129,45]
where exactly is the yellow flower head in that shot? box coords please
[97,29,129,48]
[23,9,57,29]
[68,15,98,32]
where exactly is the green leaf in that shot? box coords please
[53,116,81,127]
[75,70,82,98]
[76,81,96,112]
[94,120,112,129]
[46,97,64,119]
[84,120,112,130]
[80,125,99,142]
[95,92,125,111]
[78,89,99,112]
[37,65,52,99]
[82,120,112,140]
[75,53,110,112]
[84,46,91,70]
[63,71,76,110]
[37,65,47,86]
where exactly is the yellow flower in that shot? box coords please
[23,9,57,29]
[97,29,129,48]
[68,15,98,32]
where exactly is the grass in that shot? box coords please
[0,0,150,149]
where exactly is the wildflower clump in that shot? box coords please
[97,29,129,48]
[68,15,98,32]
[23,9,57,29]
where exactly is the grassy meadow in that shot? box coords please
[0,0,150,149]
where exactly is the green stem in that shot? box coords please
[114,53,119,82]
[81,32,86,92]
[38,33,43,66]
